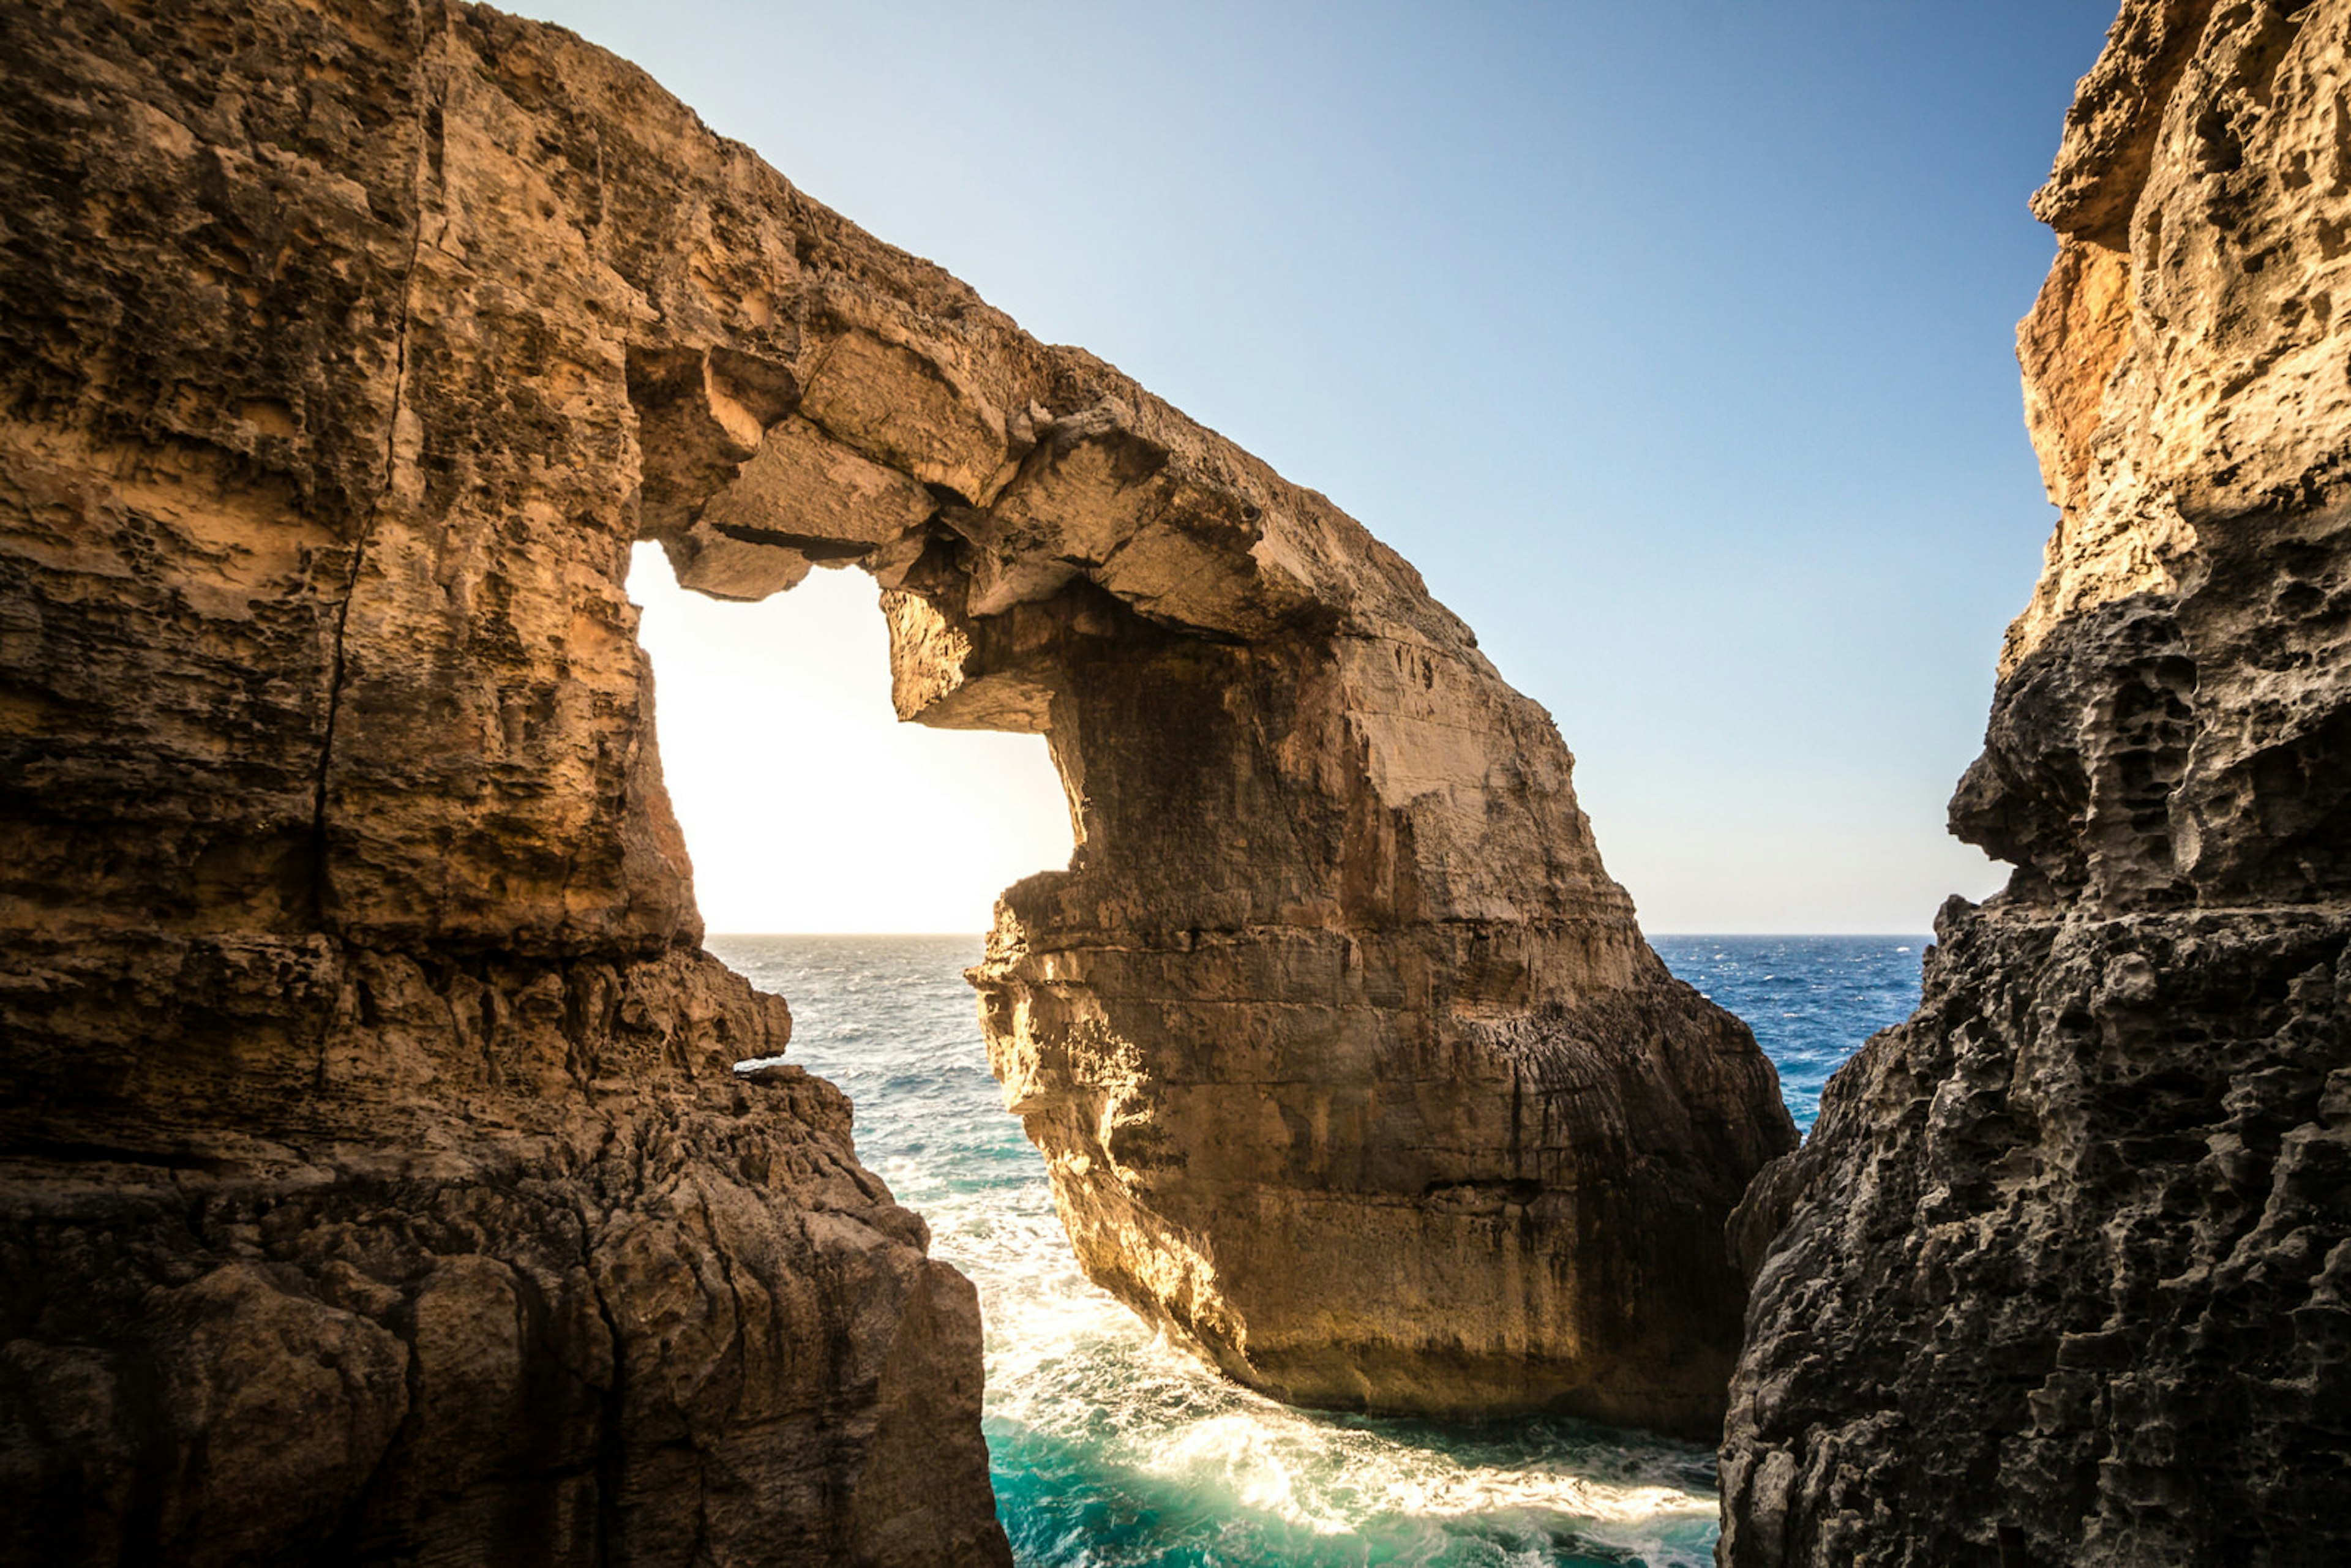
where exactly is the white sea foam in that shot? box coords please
[714,933,1918,1568]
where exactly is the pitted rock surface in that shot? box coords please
[1720,2,2351,1562]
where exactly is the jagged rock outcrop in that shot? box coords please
[1,0,1797,1555]
[962,626,1794,1433]
[0,2,1007,1561]
[1720,2,2351,1561]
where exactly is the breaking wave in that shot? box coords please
[715,932,1922,1566]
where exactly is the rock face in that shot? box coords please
[964,628,1795,1433]
[0,1,1008,1561]
[1720,2,2351,1561]
[0,1,1798,1556]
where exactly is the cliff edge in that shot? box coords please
[1720,2,2351,1561]
[0,2,1006,1561]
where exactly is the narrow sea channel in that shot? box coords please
[713,934,1923,1567]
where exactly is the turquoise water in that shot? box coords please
[711,934,1924,1567]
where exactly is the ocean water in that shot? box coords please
[1648,936,1924,1135]
[711,933,1925,1567]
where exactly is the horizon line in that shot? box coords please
[700,930,1938,940]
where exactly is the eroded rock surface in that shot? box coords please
[0,1,1005,1561]
[1,1,1796,1556]
[1721,2,2351,1561]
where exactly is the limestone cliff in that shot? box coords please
[1720,2,2351,1561]
[0,1,1798,1558]
[0,2,1005,1561]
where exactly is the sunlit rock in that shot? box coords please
[0,3,1006,1561]
[1721,2,2351,1559]
[0,0,1794,1559]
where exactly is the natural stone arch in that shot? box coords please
[0,6,1796,1562]
[621,170,1797,1436]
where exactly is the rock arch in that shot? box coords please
[616,79,1796,1440]
[0,1,1791,1561]
[637,331,1800,1428]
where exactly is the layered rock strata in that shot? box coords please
[0,10,1798,1566]
[1721,2,2351,1561]
[0,2,1007,1561]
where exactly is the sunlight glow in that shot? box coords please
[628,545,1075,934]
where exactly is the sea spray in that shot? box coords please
[716,934,1924,1567]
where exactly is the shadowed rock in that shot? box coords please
[1720,2,2351,1561]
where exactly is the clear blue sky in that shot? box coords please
[544,0,2122,933]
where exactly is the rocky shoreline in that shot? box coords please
[3,0,2345,1562]
[0,0,1788,1556]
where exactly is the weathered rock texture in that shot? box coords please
[0,0,1798,1556]
[961,583,1794,1435]
[1720,2,2351,1561]
[0,2,1010,1561]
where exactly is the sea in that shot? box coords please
[710,933,1925,1568]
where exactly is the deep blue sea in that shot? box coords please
[710,934,1925,1568]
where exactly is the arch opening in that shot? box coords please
[624,544,1074,936]
[619,336,1799,1438]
